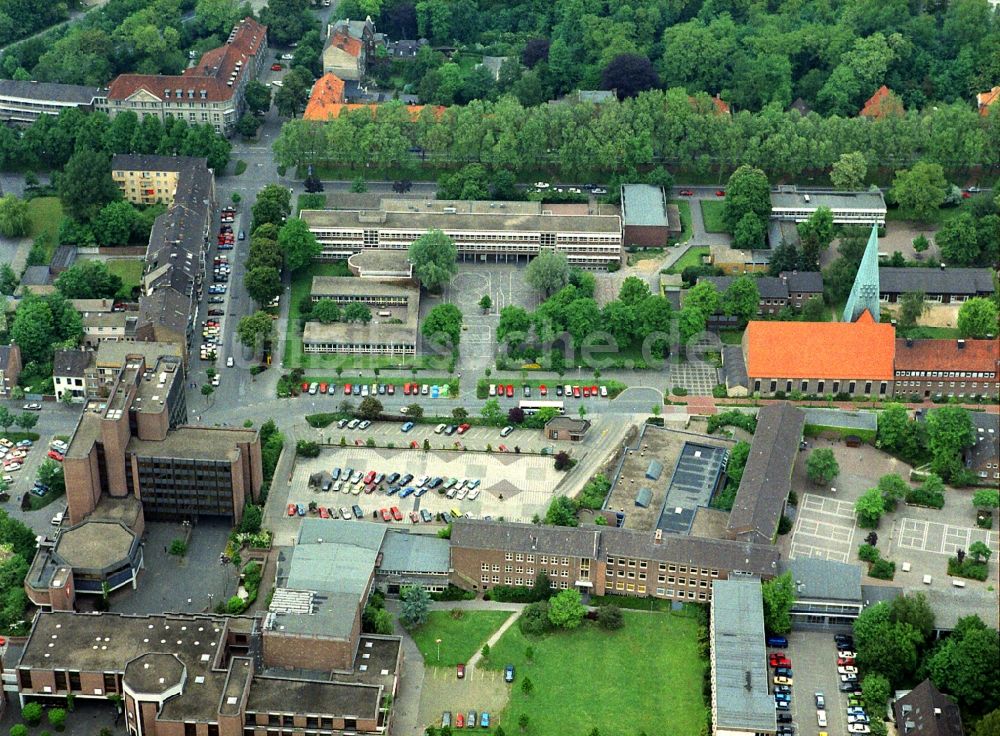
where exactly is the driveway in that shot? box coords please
[783,629,850,736]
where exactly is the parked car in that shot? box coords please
[500,425,514,437]
[401,422,414,432]
[287,504,297,516]
[767,636,789,647]
[814,693,825,709]
[455,713,464,728]
[480,712,490,728]
[22,403,42,411]
[380,508,391,521]
[390,507,402,521]
[456,663,465,679]
[504,664,515,683]
[715,189,726,196]
[774,676,793,686]
[817,710,827,727]
[679,189,695,196]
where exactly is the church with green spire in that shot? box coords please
[843,223,881,323]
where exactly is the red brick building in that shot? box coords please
[894,338,999,400]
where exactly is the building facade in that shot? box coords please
[770,185,887,226]
[894,338,999,400]
[112,154,211,206]
[104,18,267,136]
[0,79,105,123]
[620,184,680,247]
[52,350,93,402]
[302,199,623,270]
[0,344,22,398]
[700,271,823,317]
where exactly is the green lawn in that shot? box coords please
[718,329,744,345]
[482,610,707,736]
[27,196,63,261]
[81,258,144,298]
[664,246,709,274]
[700,199,728,233]
[899,326,961,339]
[410,610,511,667]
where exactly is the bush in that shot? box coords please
[858,544,880,563]
[869,558,896,580]
[430,585,476,602]
[577,474,611,510]
[10,725,29,736]
[305,412,340,428]
[47,708,66,731]
[777,515,793,535]
[168,539,187,556]
[905,486,945,509]
[597,604,624,630]
[948,557,988,581]
[707,410,757,435]
[518,601,553,635]
[295,439,320,457]
[22,703,43,726]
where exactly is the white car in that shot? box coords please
[211,374,221,387]
[467,488,480,501]
[848,715,870,725]
[226,356,234,367]
[488,384,496,396]
[270,79,284,87]
[817,710,827,728]
[600,385,608,397]
[434,424,446,434]
[838,650,856,658]
[280,53,294,60]
[848,725,871,734]
[838,666,858,675]
[533,181,550,189]
[841,673,858,682]
[50,510,65,526]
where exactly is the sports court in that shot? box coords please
[895,519,999,557]
[789,493,857,563]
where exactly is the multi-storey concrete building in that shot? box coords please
[0,79,105,123]
[104,18,267,136]
[112,154,212,206]
[301,198,623,270]
[63,352,261,528]
[449,518,780,602]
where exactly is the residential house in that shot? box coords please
[894,338,999,400]
[879,267,995,304]
[104,18,267,135]
[52,350,93,402]
[111,154,211,206]
[977,85,999,116]
[138,288,194,357]
[0,344,22,398]
[303,72,440,121]
[741,310,896,398]
[699,271,823,317]
[0,79,105,124]
[385,39,429,59]
[860,85,904,118]
[323,17,375,82]
[544,417,591,441]
[894,680,965,736]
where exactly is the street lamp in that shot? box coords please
[435,638,442,662]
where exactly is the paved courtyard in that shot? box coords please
[789,494,857,563]
[666,361,718,395]
[895,519,998,557]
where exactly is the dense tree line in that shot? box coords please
[337,0,997,114]
[273,91,999,179]
[0,0,72,49]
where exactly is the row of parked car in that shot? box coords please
[311,468,483,502]
[488,383,609,399]
[286,502,437,525]
[767,646,796,735]
[441,711,490,729]
[833,633,871,734]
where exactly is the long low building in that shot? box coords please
[770,185,887,226]
[879,267,995,304]
[301,198,623,270]
[0,79,105,123]
[894,338,999,400]
[302,278,420,356]
[310,276,414,307]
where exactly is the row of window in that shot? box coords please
[311,294,409,306]
[897,380,996,391]
[755,379,889,395]
[895,371,996,380]
[303,342,416,354]
[483,575,572,589]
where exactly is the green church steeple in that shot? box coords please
[843,223,880,323]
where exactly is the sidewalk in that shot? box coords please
[466,609,521,671]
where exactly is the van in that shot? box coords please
[377,310,391,317]
[50,510,65,526]
[767,636,788,647]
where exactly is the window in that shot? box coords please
[54,671,67,691]
[505,552,513,561]
[185,724,197,736]
[20,670,32,689]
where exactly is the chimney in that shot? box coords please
[934,708,942,717]
[906,337,913,348]
[940,263,946,270]
[957,339,966,349]
[654,528,663,545]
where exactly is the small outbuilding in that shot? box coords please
[635,487,652,508]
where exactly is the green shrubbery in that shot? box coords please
[577,474,611,510]
[707,410,757,435]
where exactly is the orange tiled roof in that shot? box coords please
[304,92,444,122]
[303,73,346,119]
[687,94,730,115]
[860,85,903,118]
[329,32,363,58]
[978,86,1000,116]
[744,310,896,380]
[895,338,1000,375]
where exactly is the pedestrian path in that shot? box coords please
[466,609,521,671]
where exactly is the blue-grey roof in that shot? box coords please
[645,459,663,480]
[656,443,727,534]
[844,223,881,322]
[803,408,877,433]
[782,557,862,602]
[621,184,668,227]
[635,487,652,508]
[378,531,450,575]
[711,579,776,733]
[879,268,995,296]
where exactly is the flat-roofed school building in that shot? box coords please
[301,198,623,270]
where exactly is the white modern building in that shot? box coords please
[770,185,887,226]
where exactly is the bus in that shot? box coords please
[518,400,565,416]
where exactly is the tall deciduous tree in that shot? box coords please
[724,165,771,232]
[852,602,923,686]
[761,572,795,634]
[957,298,998,339]
[925,615,1000,716]
[722,275,759,324]
[408,229,457,291]
[252,185,292,232]
[237,311,274,350]
[525,250,570,295]
[601,54,659,99]
[0,195,29,237]
[926,405,975,481]
[399,585,431,626]
[55,261,123,299]
[276,218,321,272]
[58,149,119,221]
[855,487,886,528]
[806,448,840,485]
[890,161,947,223]
[244,266,282,305]
[547,589,586,629]
[830,152,867,190]
[421,303,463,350]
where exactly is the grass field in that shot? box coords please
[482,610,707,736]
[675,200,693,243]
[664,246,709,274]
[410,610,511,667]
[80,258,144,298]
[700,199,728,233]
[27,196,63,261]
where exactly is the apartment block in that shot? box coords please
[301,198,623,270]
[104,18,267,136]
[112,154,211,206]
[895,338,999,400]
[0,79,105,123]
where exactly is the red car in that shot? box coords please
[271,63,282,71]
[301,382,310,393]
[572,385,581,398]
[344,383,352,394]
[318,506,329,519]
[456,714,465,728]
[679,189,695,196]
[318,382,328,394]
[456,423,471,434]
[387,384,395,395]
[961,191,972,198]
[505,384,514,397]
[498,444,509,452]
[409,511,420,523]
[837,657,855,666]
[390,506,402,521]
[770,653,790,667]
[363,470,376,484]
[590,385,598,395]
[47,450,64,462]
[364,483,376,494]
[582,386,590,397]
[457,664,466,679]
[380,508,391,522]
[715,189,725,196]
[287,503,297,516]
[403,383,412,395]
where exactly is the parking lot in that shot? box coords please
[780,629,854,736]
[789,494,858,563]
[311,420,554,454]
[417,664,509,732]
[288,445,568,525]
[895,518,998,557]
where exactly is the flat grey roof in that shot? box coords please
[802,408,877,433]
[302,208,622,234]
[302,317,418,343]
[347,249,412,275]
[380,197,540,215]
[781,557,862,602]
[656,442,727,534]
[711,579,776,733]
[247,676,381,721]
[53,520,138,572]
[771,187,886,212]
[311,276,415,299]
[378,530,450,574]
[621,184,668,226]
[128,426,257,461]
[0,79,104,104]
